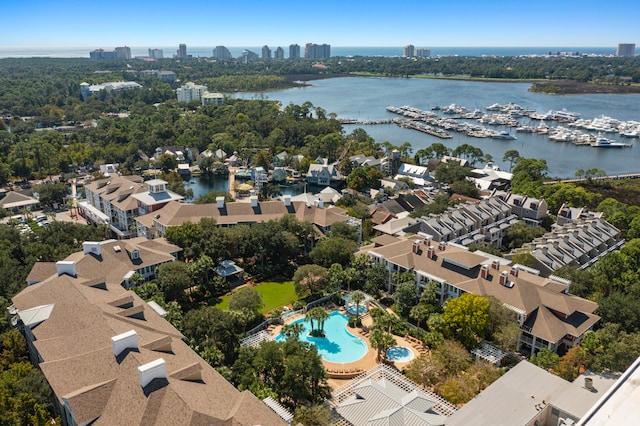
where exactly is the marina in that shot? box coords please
[385,104,638,148]
[237,76,640,177]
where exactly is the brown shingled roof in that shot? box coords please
[12,242,286,425]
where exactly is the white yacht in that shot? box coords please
[591,137,631,148]
[491,131,517,140]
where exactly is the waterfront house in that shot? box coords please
[493,190,549,226]
[306,161,340,186]
[363,235,599,355]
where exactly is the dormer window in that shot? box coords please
[131,249,140,260]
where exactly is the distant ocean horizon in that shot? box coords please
[0,46,630,59]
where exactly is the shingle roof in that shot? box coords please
[138,199,349,230]
[12,244,286,426]
[367,237,599,345]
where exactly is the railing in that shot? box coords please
[245,317,281,336]
[305,292,338,312]
[281,309,304,321]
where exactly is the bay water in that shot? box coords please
[237,77,640,178]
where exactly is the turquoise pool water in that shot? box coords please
[275,311,367,363]
[386,346,414,362]
[346,304,368,315]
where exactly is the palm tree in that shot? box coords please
[307,307,329,337]
[282,322,305,341]
[305,310,316,334]
[351,291,366,322]
[369,329,397,361]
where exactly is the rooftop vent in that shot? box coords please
[250,195,258,208]
[283,194,291,206]
[112,330,138,357]
[138,358,166,388]
[114,245,121,252]
[56,261,77,278]
[216,196,225,209]
[83,241,102,256]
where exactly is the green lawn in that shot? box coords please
[214,281,299,314]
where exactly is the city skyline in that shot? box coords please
[2,0,638,48]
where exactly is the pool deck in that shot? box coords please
[272,307,427,389]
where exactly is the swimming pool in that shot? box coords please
[386,346,414,362]
[275,311,367,363]
[346,303,368,316]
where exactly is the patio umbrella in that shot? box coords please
[237,183,253,191]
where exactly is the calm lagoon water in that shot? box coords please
[275,311,367,364]
[236,77,640,177]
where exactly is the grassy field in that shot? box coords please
[214,281,299,314]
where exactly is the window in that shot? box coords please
[131,249,140,260]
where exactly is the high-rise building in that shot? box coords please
[416,48,431,58]
[289,44,300,59]
[304,43,330,59]
[213,46,232,59]
[89,48,117,60]
[177,82,208,103]
[176,43,187,60]
[262,45,271,59]
[403,44,415,57]
[148,48,164,59]
[241,49,259,63]
[274,47,284,59]
[617,43,636,57]
[115,46,131,59]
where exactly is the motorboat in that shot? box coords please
[491,131,517,140]
[590,137,631,148]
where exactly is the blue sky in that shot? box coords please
[2,0,638,47]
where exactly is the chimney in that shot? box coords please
[412,241,420,254]
[491,260,501,270]
[499,271,509,286]
[480,264,490,279]
[314,198,324,209]
[427,245,436,259]
[438,241,446,251]
[138,358,166,388]
[216,196,225,209]
[283,194,291,206]
[250,195,258,208]
[510,266,519,277]
[56,261,77,277]
[423,236,432,246]
[584,377,594,391]
[111,330,138,357]
[83,241,102,256]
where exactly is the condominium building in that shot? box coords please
[212,45,232,59]
[289,44,300,59]
[79,175,183,239]
[176,82,208,102]
[8,239,287,425]
[616,43,636,57]
[274,46,284,59]
[403,44,415,57]
[262,45,271,59]
[364,235,600,355]
[80,81,142,100]
[241,49,259,63]
[115,46,131,59]
[148,48,164,59]
[89,48,117,60]
[176,43,188,60]
[201,92,224,105]
[416,48,431,58]
[135,195,352,240]
[305,43,330,59]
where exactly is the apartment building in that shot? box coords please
[135,195,352,240]
[364,236,600,355]
[8,239,286,425]
[80,176,183,239]
[508,218,623,275]
[176,82,208,103]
